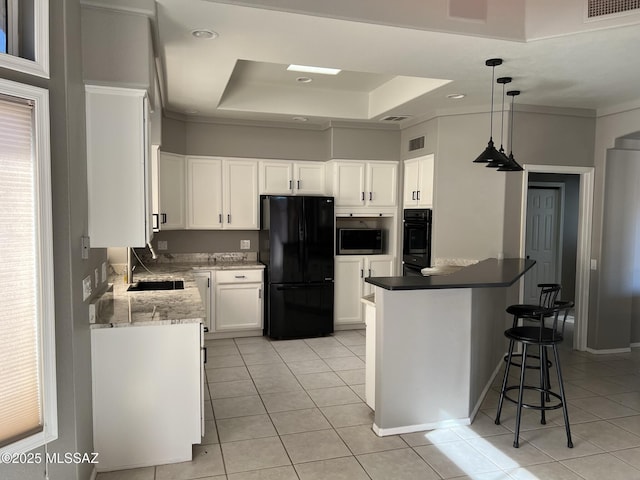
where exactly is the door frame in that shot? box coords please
[519,165,594,351]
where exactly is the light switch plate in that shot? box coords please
[101,262,107,282]
[240,239,250,250]
[94,268,99,287]
[82,275,92,301]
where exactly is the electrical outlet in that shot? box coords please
[101,262,107,283]
[590,259,597,270]
[240,239,250,250]
[158,240,168,251]
[88,303,96,323]
[82,276,92,301]
[94,268,99,287]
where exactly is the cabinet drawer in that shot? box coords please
[215,269,263,284]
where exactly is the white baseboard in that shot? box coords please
[630,342,640,349]
[585,346,631,354]
[372,418,471,437]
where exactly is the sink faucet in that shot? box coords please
[126,243,159,284]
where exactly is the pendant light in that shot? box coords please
[473,58,504,164]
[486,76,512,168]
[498,90,524,172]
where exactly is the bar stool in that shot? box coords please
[495,301,574,448]
[504,283,562,390]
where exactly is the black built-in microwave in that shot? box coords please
[336,228,384,255]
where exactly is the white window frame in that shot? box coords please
[0,78,57,454]
[0,0,49,78]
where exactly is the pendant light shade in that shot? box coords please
[486,76,512,168]
[473,58,504,164]
[498,90,524,172]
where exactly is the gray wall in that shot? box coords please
[0,1,102,479]
[331,125,400,160]
[151,230,260,254]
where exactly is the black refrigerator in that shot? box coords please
[259,195,334,339]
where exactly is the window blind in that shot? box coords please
[0,95,43,447]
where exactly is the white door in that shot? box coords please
[525,187,561,304]
[403,158,419,207]
[158,152,186,229]
[214,283,263,331]
[334,256,365,325]
[187,157,223,229]
[334,162,366,206]
[192,271,211,332]
[364,257,395,295]
[366,162,397,206]
[260,160,293,194]
[295,162,325,195]
[416,155,434,207]
[224,160,259,229]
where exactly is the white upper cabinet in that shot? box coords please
[85,86,152,247]
[187,157,258,230]
[294,162,325,195]
[259,160,325,195]
[224,160,259,229]
[154,151,185,230]
[367,162,398,207]
[187,156,223,229]
[403,154,434,208]
[330,160,398,208]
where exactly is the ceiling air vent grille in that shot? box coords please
[587,0,640,17]
[381,115,410,122]
[409,136,425,152]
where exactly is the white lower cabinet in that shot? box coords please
[334,255,394,327]
[91,323,203,471]
[196,268,264,337]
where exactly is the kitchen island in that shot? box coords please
[364,258,534,436]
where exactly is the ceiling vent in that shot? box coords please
[381,115,410,122]
[409,136,425,152]
[587,0,640,18]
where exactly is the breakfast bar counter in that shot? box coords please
[364,258,534,436]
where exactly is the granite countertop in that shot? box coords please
[90,261,264,329]
[365,258,535,291]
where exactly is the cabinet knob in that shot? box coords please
[361,192,365,201]
[360,269,364,278]
[218,214,222,223]
[227,214,231,223]
[369,192,372,201]
[289,180,292,190]
[297,180,301,189]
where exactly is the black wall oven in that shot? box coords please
[403,209,432,276]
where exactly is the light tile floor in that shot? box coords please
[97,325,640,480]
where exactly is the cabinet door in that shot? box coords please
[334,256,365,325]
[224,160,259,229]
[367,162,397,207]
[403,158,419,208]
[364,257,395,296]
[187,157,223,229]
[416,154,434,207]
[158,152,186,230]
[214,283,263,331]
[86,86,150,247]
[260,160,293,194]
[294,162,325,195]
[193,271,212,333]
[333,162,366,206]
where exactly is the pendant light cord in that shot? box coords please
[500,81,506,149]
[489,65,496,139]
[509,94,515,153]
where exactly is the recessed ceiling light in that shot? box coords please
[296,76,312,84]
[191,29,218,39]
[293,116,308,122]
[447,93,466,99]
[287,64,341,75]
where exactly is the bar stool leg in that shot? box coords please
[514,343,528,448]
[552,343,573,448]
[544,346,552,401]
[495,338,515,425]
[539,344,546,425]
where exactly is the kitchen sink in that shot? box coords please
[127,280,185,292]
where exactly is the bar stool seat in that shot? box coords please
[495,301,574,449]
